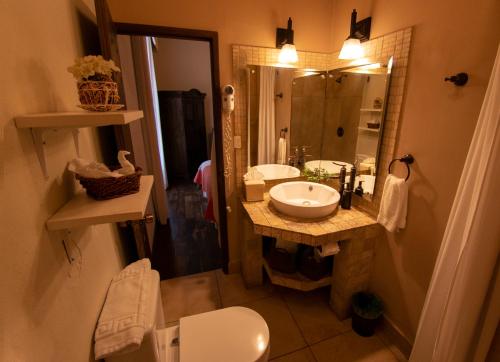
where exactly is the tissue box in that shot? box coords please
[245,180,265,201]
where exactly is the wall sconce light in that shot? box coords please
[338,9,372,60]
[276,17,298,64]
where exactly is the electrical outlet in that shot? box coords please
[233,136,241,149]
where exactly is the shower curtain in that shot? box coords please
[258,67,276,164]
[410,46,500,361]
[131,36,169,224]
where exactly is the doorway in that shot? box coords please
[95,0,229,277]
[152,37,221,278]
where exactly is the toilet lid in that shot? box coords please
[179,307,269,362]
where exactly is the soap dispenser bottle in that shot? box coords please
[341,182,352,209]
[338,165,347,197]
[355,180,364,196]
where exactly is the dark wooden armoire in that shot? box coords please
[157,89,208,182]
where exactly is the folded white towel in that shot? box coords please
[277,137,287,165]
[94,259,151,360]
[377,174,408,232]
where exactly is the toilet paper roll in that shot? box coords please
[316,242,340,257]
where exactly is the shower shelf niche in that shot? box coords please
[360,108,382,112]
[14,110,144,178]
[358,127,380,133]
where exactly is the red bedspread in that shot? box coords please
[193,160,215,222]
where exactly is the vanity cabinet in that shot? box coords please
[241,195,381,320]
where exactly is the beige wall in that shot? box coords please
[331,0,500,341]
[108,0,335,86]
[0,1,127,361]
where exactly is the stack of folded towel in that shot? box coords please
[94,259,151,360]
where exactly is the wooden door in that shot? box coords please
[182,89,208,178]
[95,0,135,163]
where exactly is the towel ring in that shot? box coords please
[388,154,414,181]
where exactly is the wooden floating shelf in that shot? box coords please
[46,175,154,231]
[15,110,144,129]
[263,259,332,292]
[358,127,380,133]
[14,110,144,178]
[360,108,382,112]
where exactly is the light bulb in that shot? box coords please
[278,44,298,64]
[338,38,364,60]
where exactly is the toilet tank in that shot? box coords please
[106,269,165,362]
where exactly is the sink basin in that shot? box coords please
[251,164,300,181]
[305,160,353,175]
[269,181,340,219]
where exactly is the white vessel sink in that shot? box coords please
[269,181,340,219]
[252,164,300,181]
[305,160,353,175]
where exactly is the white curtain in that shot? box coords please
[410,46,500,362]
[258,67,276,164]
[131,36,169,224]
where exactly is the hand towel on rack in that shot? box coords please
[277,137,287,165]
[94,259,151,359]
[377,174,408,232]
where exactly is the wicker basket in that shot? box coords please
[77,80,120,111]
[77,167,142,200]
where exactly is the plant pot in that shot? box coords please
[351,292,383,337]
[77,80,120,111]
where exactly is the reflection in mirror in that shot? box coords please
[247,58,392,194]
[313,61,392,198]
[247,65,300,181]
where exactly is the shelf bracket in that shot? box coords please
[31,128,49,179]
[62,230,76,264]
[72,129,81,157]
[29,128,81,178]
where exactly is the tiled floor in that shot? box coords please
[160,270,407,361]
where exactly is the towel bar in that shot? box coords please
[388,154,414,181]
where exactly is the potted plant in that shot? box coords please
[67,55,122,111]
[351,292,383,337]
[303,167,331,183]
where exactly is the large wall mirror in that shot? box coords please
[247,57,393,200]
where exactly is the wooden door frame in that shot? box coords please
[112,23,229,273]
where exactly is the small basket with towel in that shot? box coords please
[69,150,141,200]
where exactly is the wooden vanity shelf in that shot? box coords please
[14,110,144,178]
[263,259,332,292]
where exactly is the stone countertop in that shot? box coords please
[242,193,381,246]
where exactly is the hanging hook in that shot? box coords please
[444,72,468,86]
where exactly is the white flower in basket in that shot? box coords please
[68,55,123,111]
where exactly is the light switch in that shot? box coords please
[233,136,241,149]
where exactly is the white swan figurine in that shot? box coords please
[116,150,135,175]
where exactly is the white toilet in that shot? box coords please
[106,269,270,362]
